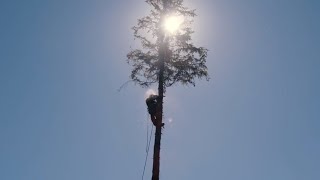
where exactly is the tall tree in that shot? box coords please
[127,0,209,179]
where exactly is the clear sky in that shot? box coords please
[1,0,319,180]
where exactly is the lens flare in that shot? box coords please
[145,89,157,99]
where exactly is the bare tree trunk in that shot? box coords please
[152,34,166,180]
[151,124,162,180]
[152,68,164,180]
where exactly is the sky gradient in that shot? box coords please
[1,0,319,180]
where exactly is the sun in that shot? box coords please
[164,15,184,34]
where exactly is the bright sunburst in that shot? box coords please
[164,15,184,34]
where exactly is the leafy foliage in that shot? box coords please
[127,0,209,88]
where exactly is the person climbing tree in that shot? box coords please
[128,1,209,179]
[145,94,158,126]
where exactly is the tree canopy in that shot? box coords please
[127,0,209,88]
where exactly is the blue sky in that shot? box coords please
[0,0,319,179]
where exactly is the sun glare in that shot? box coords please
[164,15,184,34]
[145,89,157,99]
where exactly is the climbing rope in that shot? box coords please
[142,115,153,180]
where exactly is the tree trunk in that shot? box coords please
[152,2,168,178]
[152,34,166,180]
[151,125,162,180]
[152,68,164,180]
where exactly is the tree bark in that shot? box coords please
[152,2,168,178]
[152,34,166,180]
[152,67,164,180]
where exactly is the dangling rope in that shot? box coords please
[142,115,154,180]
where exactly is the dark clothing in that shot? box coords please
[146,100,157,115]
[146,95,158,126]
